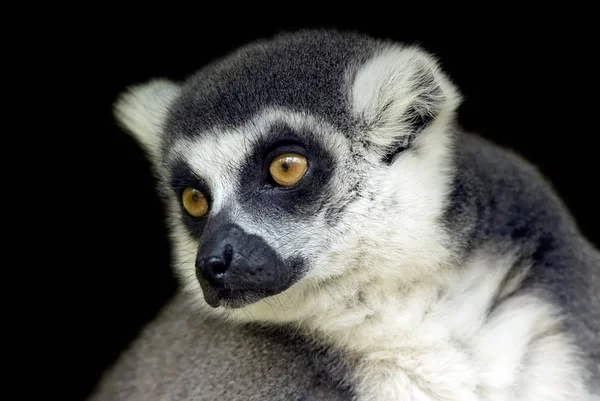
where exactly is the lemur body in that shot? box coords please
[92,30,599,400]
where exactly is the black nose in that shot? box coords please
[196,244,233,286]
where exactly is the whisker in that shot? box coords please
[263,298,279,321]
[275,295,288,320]
[242,306,255,320]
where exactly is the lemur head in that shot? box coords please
[116,30,461,318]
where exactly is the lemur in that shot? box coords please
[92,30,600,401]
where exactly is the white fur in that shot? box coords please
[346,253,588,401]
[243,252,587,401]
[115,44,592,400]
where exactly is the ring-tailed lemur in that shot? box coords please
[100,30,600,400]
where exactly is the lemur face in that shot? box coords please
[116,30,461,311]
[163,115,351,308]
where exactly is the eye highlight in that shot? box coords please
[269,153,308,186]
[182,187,209,217]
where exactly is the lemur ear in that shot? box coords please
[114,78,181,161]
[351,45,461,163]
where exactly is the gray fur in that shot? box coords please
[163,30,373,140]
[89,294,351,401]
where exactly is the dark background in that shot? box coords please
[67,15,598,401]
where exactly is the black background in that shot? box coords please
[62,14,598,401]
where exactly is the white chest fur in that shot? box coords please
[242,252,590,401]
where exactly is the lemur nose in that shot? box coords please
[196,244,233,286]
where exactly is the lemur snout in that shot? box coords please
[193,217,302,308]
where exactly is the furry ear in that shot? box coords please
[351,45,461,163]
[114,78,181,160]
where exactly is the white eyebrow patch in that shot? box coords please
[171,130,248,215]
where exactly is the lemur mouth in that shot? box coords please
[197,277,223,307]
[198,277,272,309]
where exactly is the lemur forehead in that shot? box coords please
[163,30,380,138]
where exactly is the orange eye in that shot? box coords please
[182,188,209,217]
[269,153,308,186]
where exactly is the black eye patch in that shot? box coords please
[169,161,212,236]
[237,123,335,216]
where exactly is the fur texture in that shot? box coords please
[88,294,351,401]
[96,30,600,400]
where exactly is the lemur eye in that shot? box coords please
[182,187,209,217]
[269,153,308,186]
